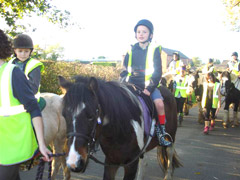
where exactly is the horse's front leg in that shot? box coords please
[103,159,119,180]
[223,100,230,128]
[136,155,147,180]
[123,159,139,180]
[164,145,174,180]
[232,101,240,127]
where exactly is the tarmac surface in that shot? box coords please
[20,105,240,180]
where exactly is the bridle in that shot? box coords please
[66,107,100,167]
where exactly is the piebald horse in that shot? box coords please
[59,76,182,180]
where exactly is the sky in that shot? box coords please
[3,0,240,62]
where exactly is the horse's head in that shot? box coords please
[192,70,203,101]
[59,76,100,173]
[220,71,232,96]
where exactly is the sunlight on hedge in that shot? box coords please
[40,60,123,94]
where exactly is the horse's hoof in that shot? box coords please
[223,123,228,129]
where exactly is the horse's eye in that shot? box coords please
[86,113,94,121]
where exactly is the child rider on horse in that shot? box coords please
[0,30,51,179]
[120,19,172,146]
[9,34,45,110]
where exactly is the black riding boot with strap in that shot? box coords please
[155,124,172,147]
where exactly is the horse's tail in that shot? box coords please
[156,145,183,173]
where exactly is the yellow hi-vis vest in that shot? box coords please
[0,63,38,165]
[201,82,220,109]
[170,60,183,75]
[232,61,239,76]
[126,44,161,87]
[9,58,44,101]
[174,76,188,98]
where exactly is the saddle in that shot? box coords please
[126,84,158,135]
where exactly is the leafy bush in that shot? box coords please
[40,60,123,94]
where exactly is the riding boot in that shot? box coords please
[232,111,239,127]
[223,110,229,128]
[155,124,172,147]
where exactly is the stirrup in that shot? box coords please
[158,133,173,146]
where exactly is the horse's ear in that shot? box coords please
[58,76,73,92]
[88,77,98,93]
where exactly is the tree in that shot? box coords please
[31,44,64,61]
[0,0,71,35]
[222,0,240,31]
[214,59,221,64]
[192,57,202,68]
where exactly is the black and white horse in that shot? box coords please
[220,71,240,128]
[59,76,181,180]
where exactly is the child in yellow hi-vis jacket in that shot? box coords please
[201,72,221,134]
[0,29,51,180]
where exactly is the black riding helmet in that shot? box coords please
[208,58,214,63]
[13,34,33,49]
[173,52,180,60]
[134,19,154,42]
[232,52,238,57]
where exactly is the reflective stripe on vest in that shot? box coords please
[174,76,188,98]
[170,60,182,75]
[232,62,239,76]
[10,58,44,101]
[0,63,26,116]
[24,59,44,101]
[0,63,38,165]
[201,82,220,109]
[126,44,161,87]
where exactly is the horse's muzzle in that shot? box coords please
[68,159,86,173]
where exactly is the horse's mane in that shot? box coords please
[74,76,142,142]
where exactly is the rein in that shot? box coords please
[35,153,66,180]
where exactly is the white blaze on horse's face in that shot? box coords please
[66,103,86,169]
[221,77,229,95]
[222,77,228,84]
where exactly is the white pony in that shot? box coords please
[41,93,70,180]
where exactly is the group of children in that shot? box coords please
[0,19,239,179]
[170,50,240,134]
[1,19,174,179]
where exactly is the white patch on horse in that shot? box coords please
[131,119,144,149]
[66,103,86,168]
[66,138,81,168]
[102,116,109,126]
[121,83,145,150]
[222,77,228,83]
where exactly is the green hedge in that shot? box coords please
[40,60,122,94]
[91,61,117,67]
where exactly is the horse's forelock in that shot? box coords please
[63,82,94,114]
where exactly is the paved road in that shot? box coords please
[20,105,240,180]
